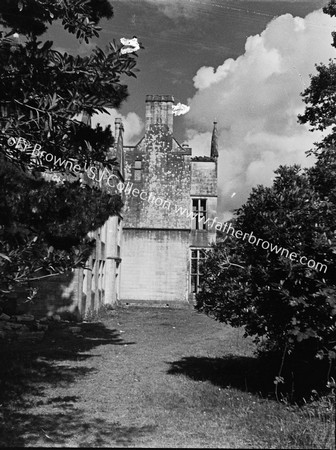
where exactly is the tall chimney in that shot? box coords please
[145,94,174,133]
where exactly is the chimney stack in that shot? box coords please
[145,94,174,133]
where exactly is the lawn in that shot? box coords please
[0,306,334,448]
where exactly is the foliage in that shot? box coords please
[197,164,336,342]
[298,61,336,153]
[0,27,139,169]
[0,153,122,300]
[0,0,140,302]
[299,0,336,155]
[0,0,113,39]
[196,3,336,387]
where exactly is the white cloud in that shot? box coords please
[92,109,144,145]
[172,102,190,116]
[120,37,140,54]
[186,129,212,157]
[185,10,335,217]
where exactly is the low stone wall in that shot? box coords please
[0,312,48,342]
[0,311,84,343]
[13,271,81,320]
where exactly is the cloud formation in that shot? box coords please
[172,102,190,116]
[185,10,335,220]
[92,109,144,145]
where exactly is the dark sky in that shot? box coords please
[43,0,333,217]
[45,0,325,142]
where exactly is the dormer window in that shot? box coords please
[134,160,142,181]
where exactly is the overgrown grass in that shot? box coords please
[277,394,334,449]
[0,306,334,447]
[167,356,335,448]
[225,390,335,449]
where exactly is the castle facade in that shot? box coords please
[21,94,218,317]
[118,94,218,306]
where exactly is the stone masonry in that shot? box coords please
[119,94,218,306]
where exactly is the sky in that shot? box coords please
[45,0,336,220]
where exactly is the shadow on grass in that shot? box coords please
[0,409,157,447]
[167,354,332,402]
[0,321,146,447]
[168,355,274,396]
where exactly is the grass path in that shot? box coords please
[0,307,333,448]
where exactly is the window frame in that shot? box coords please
[190,248,206,294]
[133,159,142,181]
[192,198,207,230]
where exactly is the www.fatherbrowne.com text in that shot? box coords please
[11,136,327,274]
[115,180,328,274]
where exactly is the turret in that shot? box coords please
[210,121,218,159]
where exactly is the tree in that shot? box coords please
[197,164,336,345]
[196,1,336,391]
[0,0,113,40]
[196,165,336,396]
[298,1,336,163]
[0,0,140,304]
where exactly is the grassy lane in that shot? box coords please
[0,307,334,448]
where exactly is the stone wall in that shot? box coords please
[15,271,80,319]
[80,215,122,316]
[120,229,189,303]
[191,160,217,197]
[12,119,125,319]
[123,136,192,229]
[119,94,218,305]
